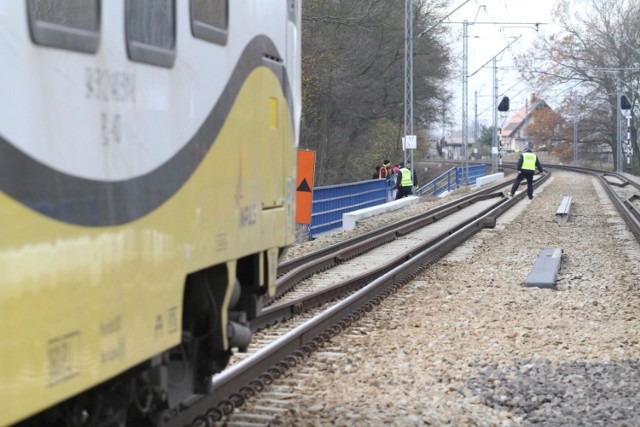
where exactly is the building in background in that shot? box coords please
[499,93,554,152]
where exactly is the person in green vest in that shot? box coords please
[508,147,544,200]
[395,162,414,200]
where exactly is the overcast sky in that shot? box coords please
[441,0,561,135]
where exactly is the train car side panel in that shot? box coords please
[0,0,300,424]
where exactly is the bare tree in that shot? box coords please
[518,0,640,172]
[301,0,452,185]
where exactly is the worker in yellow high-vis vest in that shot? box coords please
[508,147,544,200]
[395,162,414,200]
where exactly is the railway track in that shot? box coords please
[544,165,640,243]
[599,172,640,241]
[161,167,640,427]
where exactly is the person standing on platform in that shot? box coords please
[372,165,381,179]
[378,160,391,179]
[508,147,543,200]
[395,163,414,199]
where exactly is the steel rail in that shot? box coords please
[625,195,640,222]
[267,179,519,309]
[546,165,640,245]
[276,179,510,276]
[160,173,550,427]
[252,192,505,331]
[597,174,640,244]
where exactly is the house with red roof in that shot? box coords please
[498,93,553,152]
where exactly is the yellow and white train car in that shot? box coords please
[0,1,300,424]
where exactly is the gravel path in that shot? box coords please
[264,171,640,426]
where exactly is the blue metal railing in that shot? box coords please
[416,167,458,196]
[309,179,387,237]
[456,164,487,186]
[416,164,487,196]
[307,164,487,238]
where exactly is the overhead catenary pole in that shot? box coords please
[616,76,622,173]
[566,66,639,172]
[467,36,521,173]
[462,20,468,185]
[450,15,543,177]
[412,5,542,179]
[474,90,478,159]
[404,0,413,166]
[492,58,498,172]
[525,96,529,149]
[626,115,632,167]
[573,91,578,165]
[408,0,472,175]
[589,66,640,171]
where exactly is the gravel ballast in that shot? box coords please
[257,171,640,426]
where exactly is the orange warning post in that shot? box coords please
[295,150,316,224]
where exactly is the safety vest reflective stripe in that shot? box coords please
[399,168,413,187]
[379,167,388,178]
[522,153,537,171]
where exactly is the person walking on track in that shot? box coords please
[508,147,543,200]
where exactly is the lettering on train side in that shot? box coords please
[101,337,125,364]
[100,315,122,336]
[101,112,122,146]
[215,233,228,251]
[154,314,164,337]
[85,67,136,103]
[47,331,80,387]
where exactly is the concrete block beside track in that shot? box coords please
[475,172,504,188]
[556,196,572,225]
[343,196,419,231]
[525,248,563,289]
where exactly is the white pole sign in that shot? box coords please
[405,135,417,149]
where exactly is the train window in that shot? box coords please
[126,0,176,68]
[190,0,228,45]
[27,0,100,53]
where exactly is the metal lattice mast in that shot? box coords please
[462,20,468,184]
[492,58,498,172]
[616,76,622,173]
[404,0,414,166]
[573,91,578,165]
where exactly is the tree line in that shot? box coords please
[518,0,639,173]
[300,0,452,186]
[300,0,640,186]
